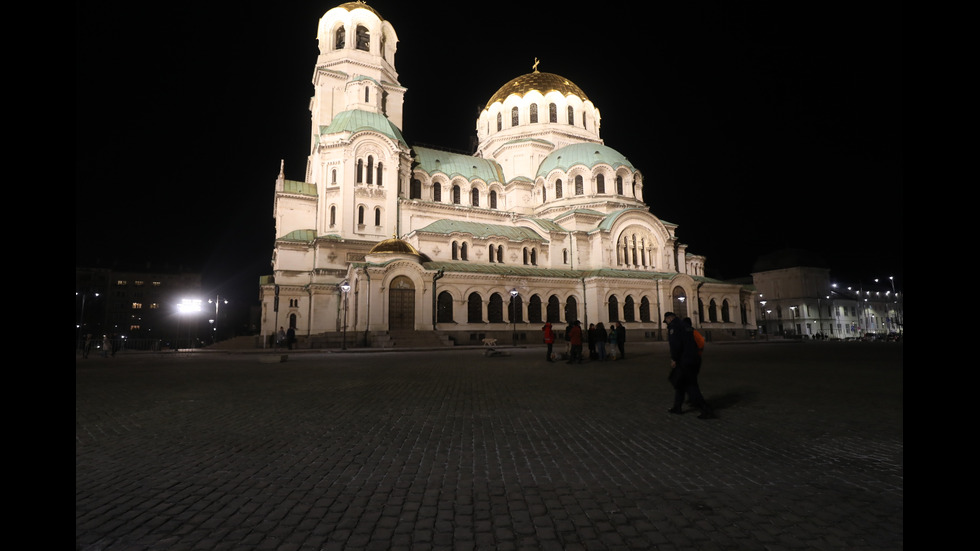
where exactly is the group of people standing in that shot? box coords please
[540,320,626,363]
[542,314,715,420]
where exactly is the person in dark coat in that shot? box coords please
[664,312,714,419]
[615,321,626,359]
[566,320,583,364]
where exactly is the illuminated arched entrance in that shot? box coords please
[671,286,689,320]
[389,276,415,330]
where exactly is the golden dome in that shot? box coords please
[486,70,589,109]
[368,237,420,255]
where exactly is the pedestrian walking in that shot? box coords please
[286,326,296,350]
[82,334,93,359]
[616,321,626,359]
[566,320,583,364]
[607,323,618,360]
[542,322,556,361]
[101,334,111,358]
[595,322,608,361]
[664,312,714,419]
[277,327,286,349]
[587,323,597,360]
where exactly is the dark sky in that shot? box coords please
[76,1,903,307]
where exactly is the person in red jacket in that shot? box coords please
[566,320,584,364]
[542,322,556,362]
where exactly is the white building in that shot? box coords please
[259,1,756,347]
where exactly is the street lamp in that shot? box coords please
[759,300,767,337]
[340,280,351,350]
[510,288,519,347]
[176,298,202,350]
[208,295,228,343]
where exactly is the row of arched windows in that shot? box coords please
[329,205,383,227]
[542,174,628,201]
[434,291,736,325]
[491,103,590,132]
[617,233,657,268]
[451,242,539,265]
[409,179,499,208]
[356,157,383,185]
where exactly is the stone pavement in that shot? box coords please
[76,341,903,551]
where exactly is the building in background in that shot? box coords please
[751,251,903,340]
[76,266,203,350]
[258,2,757,348]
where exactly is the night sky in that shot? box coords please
[76,1,903,308]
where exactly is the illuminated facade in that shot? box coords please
[259,1,756,347]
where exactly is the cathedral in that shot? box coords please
[259,1,756,347]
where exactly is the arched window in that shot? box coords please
[672,286,688,319]
[523,248,529,265]
[376,162,383,186]
[374,207,381,226]
[567,106,574,124]
[471,188,479,206]
[488,245,495,263]
[709,299,719,322]
[555,179,563,198]
[355,25,369,51]
[640,297,651,322]
[488,293,504,323]
[452,241,459,260]
[496,245,503,263]
[356,159,363,183]
[549,103,557,123]
[364,87,369,103]
[596,174,605,193]
[335,26,345,49]
[331,168,337,184]
[438,291,454,323]
[460,242,468,261]
[489,190,497,209]
[366,156,374,184]
[564,296,578,323]
[530,103,538,123]
[511,106,519,127]
[467,292,483,323]
[508,293,523,323]
[452,185,461,204]
[547,296,561,323]
[624,296,636,322]
[616,175,624,195]
[722,299,731,323]
[530,249,536,265]
[496,112,502,131]
[433,183,441,202]
[575,175,583,195]
[409,179,421,199]
[542,186,547,202]
[357,205,364,225]
[330,205,336,227]
[562,249,568,264]
[528,295,543,323]
[608,295,620,322]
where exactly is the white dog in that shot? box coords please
[482,338,497,347]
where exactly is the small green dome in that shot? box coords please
[536,143,635,178]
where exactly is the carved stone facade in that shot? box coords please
[260,1,756,346]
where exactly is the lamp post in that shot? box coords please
[76,291,100,352]
[208,295,228,343]
[340,281,350,350]
[510,288,519,347]
[759,299,767,337]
